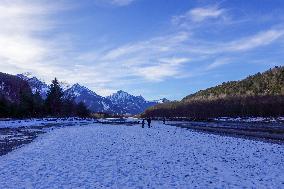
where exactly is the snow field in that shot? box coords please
[0,118,95,128]
[0,122,283,188]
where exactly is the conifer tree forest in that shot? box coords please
[143,66,284,119]
[0,75,89,118]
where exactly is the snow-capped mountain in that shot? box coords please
[59,81,71,91]
[107,90,137,104]
[153,98,170,103]
[107,90,157,115]
[17,73,49,99]
[15,73,164,115]
[64,84,114,113]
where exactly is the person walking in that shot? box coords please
[147,118,151,128]
[163,117,166,124]
[142,119,145,128]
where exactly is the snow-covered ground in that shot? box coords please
[0,117,95,128]
[214,116,284,123]
[0,122,283,188]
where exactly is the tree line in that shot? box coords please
[0,78,89,118]
[143,95,284,119]
[143,66,284,119]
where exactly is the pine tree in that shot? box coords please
[33,91,44,117]
[45,78,63,117]
[0,95,9,118]
[76,102,90,118]
[18,90,33,118]
[62,94,76,117]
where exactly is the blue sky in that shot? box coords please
[1,0,284,100]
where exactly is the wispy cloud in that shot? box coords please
[133,57,190,81]
[110,0,136,6]
[100,32,189,61]
[0,1,53,71]
[189,6,225,22]
[172,6,225,26]
[206,58,231,70]
[181,28,284,56]
[226,29,284,51]
[77,32,191,85]
[93,0,137,7]
[0,0,76,82]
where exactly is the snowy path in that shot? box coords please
[0,122,283,188]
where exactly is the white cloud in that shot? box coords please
[0,36,44,64]
[0,1,53,72]
[172,6,225,26]
[190,6,225,22]
[226,29,284,51]
[77,32,190,84]
[134,57,190,81]
[110,0,136,6]
[101,32,189,61]
[0,1,76,80]
[206,58,231,70]
[182,29,284,55]
[159,57,190,65]
[93,0,136,7]
[134,65,178,82]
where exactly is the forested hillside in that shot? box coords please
[183,66,284,102]
[0,73,32,103]
[0,72,89,118]
[143,66,284,119]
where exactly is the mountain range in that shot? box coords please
[12,73,167,115]
[17,73,49,99]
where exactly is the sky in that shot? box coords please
[0,0,284,100]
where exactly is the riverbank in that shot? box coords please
[167,120,284,144]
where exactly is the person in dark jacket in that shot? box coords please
[147,118,151,128]
[163,117,166,124]
[142,119,145,128]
